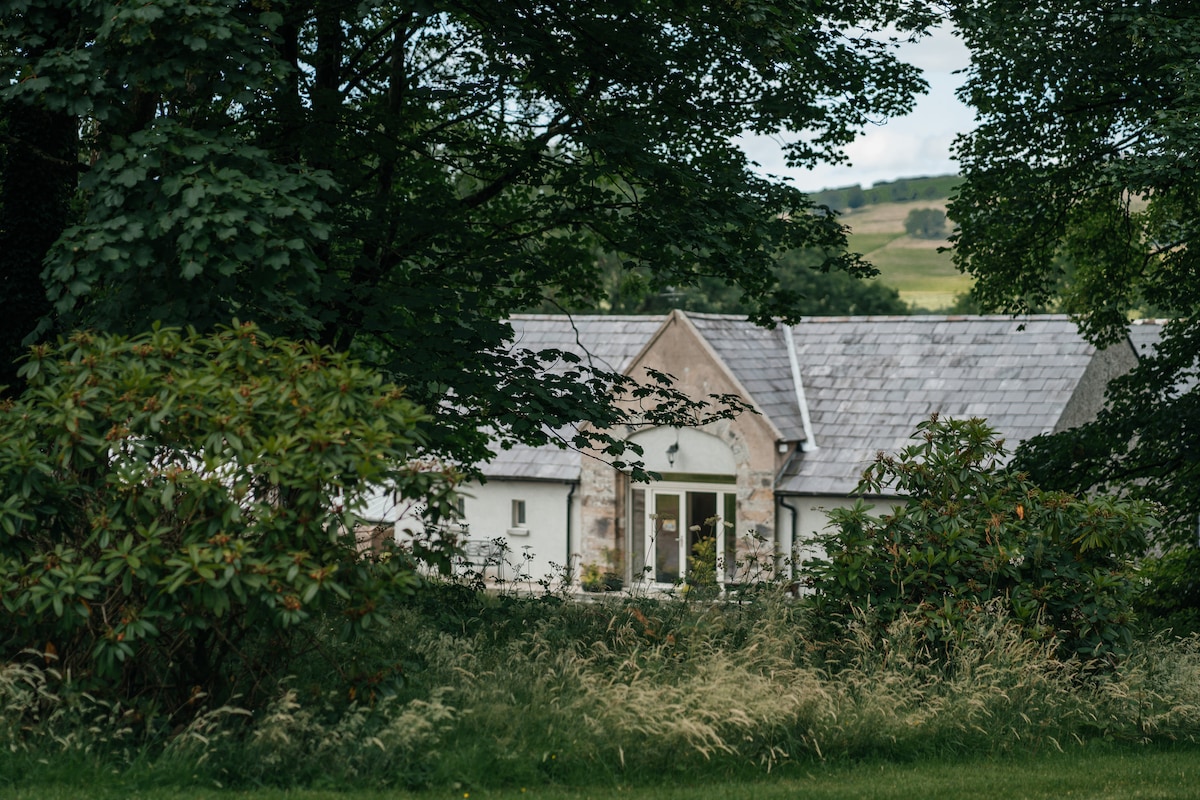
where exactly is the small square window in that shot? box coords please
[454,497,466,518]
[511,499,527,527]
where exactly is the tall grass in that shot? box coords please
[3,588,1200,792]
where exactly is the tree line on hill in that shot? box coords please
[811,175,961,211]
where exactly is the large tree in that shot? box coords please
[948,0,1200,546]
[1,0,936,466]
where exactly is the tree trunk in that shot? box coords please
[0,99,77,395]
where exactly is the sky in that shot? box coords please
[741,26,975,194]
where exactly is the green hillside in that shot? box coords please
[827,181,971,311]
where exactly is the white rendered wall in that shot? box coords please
[777,495,890,579]
[628,426,737,476]
[457,479,581,589]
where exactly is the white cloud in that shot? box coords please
[900,25,970,73]
[742,25,974,193]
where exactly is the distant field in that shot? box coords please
[846,232,903,254]
[840,200,969,310]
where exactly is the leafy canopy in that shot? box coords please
[948,0,1200,546]
[0,0,938,465]
[903,207,946,240]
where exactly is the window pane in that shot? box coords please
[630,489,646,582]
[653,493,680,583]
[723,493,738,582]
[687,492,717,546]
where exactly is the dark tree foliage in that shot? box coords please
[0,323,457,710]
[903,207,946,239]
[845,185,868,210]
[948,0,1200,547]
[0,0,937,467]
[810,174,960,210]
[0,4,77,392]
[559,248,908,316]
[772,250,909,316]
[810,416,1153,659]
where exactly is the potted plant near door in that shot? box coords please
[580,562,606,592]
[601,547,624,591]
[580,549,625,592]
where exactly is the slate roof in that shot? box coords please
[1128,319,1166,358]
[479,313,1106,491]
[483,439,582,483]
[506,314,662,375]
[684,314,804,440]
[483,316,662,480]
[776,315,1097,495]
[1124,319,1197,396]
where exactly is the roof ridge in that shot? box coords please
[790,314,1075,324]
[509,313,668,322]
[510,312,1079,324]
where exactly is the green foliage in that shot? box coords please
[0,93,75,395]
[7,585,1200,791]
[43,121,336,336]
[845,185,868,209]
[1134,549,1200,634]
[573,247,909,316]
[579,562,606,592]
[686,536,719,599]
[773,250,910,316]
[1014,320,1200,550]
[0,323,455,711]
[808,415,1156,658]
[0,0,939,463]
[950,2,1200,338]
[949,2,1200,551]
[903,208,946,239]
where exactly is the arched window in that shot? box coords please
[627,428,740,587]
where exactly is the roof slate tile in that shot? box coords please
[484,313,1112,494]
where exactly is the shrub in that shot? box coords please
[7,587,1200,789]
[903,207,946,239]
[1134,548,1200,634]
[0,323,456,713]
[808,414,1157,658]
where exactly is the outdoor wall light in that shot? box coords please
[666,442,679,468]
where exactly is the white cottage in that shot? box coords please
[396,312,1137,590]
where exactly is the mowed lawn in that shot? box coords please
[11,746,1200,800]
[843,200,971,311]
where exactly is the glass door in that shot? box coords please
[651,491,682,583]
[638,485,738,587]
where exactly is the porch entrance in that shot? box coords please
[629,484,737,587]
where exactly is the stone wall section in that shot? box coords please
[1055,340,1138,432]
[579,451,620,569]
[578,312,787,577]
